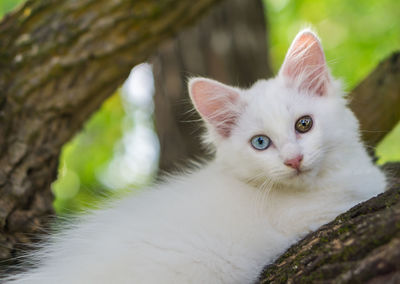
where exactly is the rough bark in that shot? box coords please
[349,52,400,149]
[0,0,222,267]
[257,163,400,283]
[152,0,272,173]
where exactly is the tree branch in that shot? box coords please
[350,52,400,148]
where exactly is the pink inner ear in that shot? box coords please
[189,79,240,138]
[280,31,329,96]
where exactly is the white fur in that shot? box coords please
[6,30,386,284]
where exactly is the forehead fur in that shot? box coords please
[235,79,330,136]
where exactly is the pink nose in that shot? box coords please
[284,155,303,170]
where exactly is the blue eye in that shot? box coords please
[250,135,271,150]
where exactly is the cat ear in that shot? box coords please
[189,78,242,138]
[279,29,330,96]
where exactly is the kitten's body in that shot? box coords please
[8,161,384,284]
[7,30,386,283]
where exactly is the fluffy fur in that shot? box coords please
[6,29,386,284]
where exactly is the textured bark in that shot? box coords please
[152,0,272,172]
[257,163,400,283]
[350,52,400,149]
[0,0,222,268]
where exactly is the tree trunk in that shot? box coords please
[257,163,400,283]
[0,0,222,268]
[152,0,272,173]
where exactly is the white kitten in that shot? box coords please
[6,29,386,284]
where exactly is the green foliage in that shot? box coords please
[265,0,400,88]
[0,0,24,18]
[265,0,400,89]
[377,123,400,163]
[265,0,400,163]
[52,93,126,214]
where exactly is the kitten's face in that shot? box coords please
[189,29,359,188]
[218,79,356,187]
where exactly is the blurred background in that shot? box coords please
[1,0,399,214]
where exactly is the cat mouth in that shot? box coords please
[292,168,311,177]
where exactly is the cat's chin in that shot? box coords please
[278,167,317,187]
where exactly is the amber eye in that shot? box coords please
[295,116,313,133]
